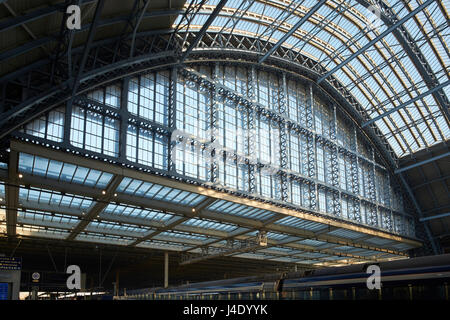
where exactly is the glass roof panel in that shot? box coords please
[18,209,80,228]
[18,153,113,188]
[18,187,93,211]
[178,0,449,158]
[101,203,173,222]
[116,177,206,206]
[16,224,69,239]
[182,218,237,232]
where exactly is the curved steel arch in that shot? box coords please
[167,0,448,158]
[0,30,398,164]
[1,1,447,157]
[0,0,443,253]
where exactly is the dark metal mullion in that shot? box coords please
[101,110,105,155]
[167,189,184,202]
[152,74,157,168]
[82,108,87,150]
[30,153,36,176]
[138,181,153,197]
[177,191,193,204]
[148,185,165,200]
[119,77,129,161]
[92,170,103,188]
[136,126,140,165]
[67,191,76,208]
[131,180,145,197]
[153,72,157,123]
[44,154,51,178]
[80,168,91,186]
[182,78,186,176]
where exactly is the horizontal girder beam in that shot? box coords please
[419,212,450,222]
[395,152,450,174]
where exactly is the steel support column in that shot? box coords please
[306,84,317,210]
[168,67,178,173]
[119,77,130,161]
[247,66,257,194]
[164,251,169,288]
[5,150,18,236]
[279,73,289,201]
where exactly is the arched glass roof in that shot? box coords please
[172,0,449,158]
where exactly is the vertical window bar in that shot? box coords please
[168,67,177,173]
[119,77,129,161]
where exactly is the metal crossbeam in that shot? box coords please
[130,198,216,246]
[180,241,263,266]
[419,212,450,222]
[362,79,450,128]
[412,174,450,190]
[395,152,450,174]
[70,0,105,96]
[258,0,326,64]
[317,0,435,84]
[130,0,151,57]
[66,175,124,241]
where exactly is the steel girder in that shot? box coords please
[420,213,450,222]
[395,152,450,174]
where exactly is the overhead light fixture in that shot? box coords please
[102,190,106,195]
[18,173,23,179]
[192,208,196,212]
